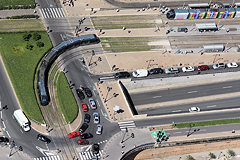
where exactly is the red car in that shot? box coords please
[77,139,89,145]
[81,103,88,112]
[68,131,81,138]
[197,65,209,71]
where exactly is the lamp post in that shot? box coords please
[88,50,95,66]
[121,127,128,143]
[9,141,15,157]
[104,87,112,103]
[187,123,195,137]
[146,60,154,69]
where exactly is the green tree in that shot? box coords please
[36,41,44,48]
[23,33,32,41]
[186,155,195,160]
[209,152,216,159]
[228,150,236,157]
[33,32,41,41]
[26,43,34,50]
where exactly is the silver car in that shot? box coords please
[213,63,225,69]
[96,124,103,135]
[93,112,99,124]
[89,98,97,110]
[164,67,179,74]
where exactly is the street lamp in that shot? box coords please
[104,87,112,103]
[146,59,155,69]
[88,50,95,66]
[121,127,128,143]
[9,141,15,157]
[187,123,195,137]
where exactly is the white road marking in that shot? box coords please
[200,129,206,132]
[206,105,217,108]
[85,145,92,151]
[0,111,2,119]
[2,121,6,128]
[172,110,182,113]
[20,129,23,133]
[222,86,232,89]
[152,96,162,98]
[187,91,198,93]
[6,131,11,138]
[174,131,182,134]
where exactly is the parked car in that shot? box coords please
[79,123,88,133]
[132,69,148,78]
[96,124,103,135]
[68,131,81,138]
[76,89,85,100]
[37,134,51,143]
[114,72,130,78]
[164,67,179,74]
[82,87,92,97]
[84,114,90,123]
[227,62,238,68]
[92,144,100,154]
[89,98,97,110]
[189,107,200,112]
[81,102,88,112]
[93,112,100,124]
[182,66,194,72]
[77,139,89,145]
[0,137,9,143]
[149,68,163,75]
[213,63,225,69]
[81,133,93,139]
[197,65,209,71]
[177,27,188,33]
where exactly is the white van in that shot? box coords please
[132,69,148,78]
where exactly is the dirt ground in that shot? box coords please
[135,140,240,160]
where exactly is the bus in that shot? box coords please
[13,109,30,132]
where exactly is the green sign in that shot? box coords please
[103,113,107,117]
[151,130,167,139]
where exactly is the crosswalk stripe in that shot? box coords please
[39,8,66,19]
[58,8,64,17]
[33,155,60,160]
[52,8,58,18]
[61,8,66,17]
[49,8,55,18]
[79,152,84,160]
[54,8,61,18]
[119,123,136,126]
[118,121,134,124]
[45,8,50,18]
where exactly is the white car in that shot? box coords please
[96,124,103,135]
[182,66,194,72]
[93,112,99,124]
[89,98,97,110]
[227,62,238,68]
[189,107,200,112]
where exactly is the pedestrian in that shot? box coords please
[232,130,235,133]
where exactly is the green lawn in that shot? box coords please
[174,118,240,128]
[56,72,78,124]
[0,0,34,7]
[91,15,162,30]
[0,32,52,123]
[100,37,162,52]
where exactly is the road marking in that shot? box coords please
[152,96,162,98]
[200,129,206,132]
[187,91,198,93]
[0,111,2,119]
[206,105,217,108]
[6,131,11,138]
[222,86,232,89]
[20,129,23,133]
[85,145,92,151]
[175,131,182,134]
[2,121,6,128]
[172,110,182,113]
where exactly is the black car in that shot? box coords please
[76,89,85,100]
[81,133,93,139]
[37,134,51,143]
[84,114,91,123]
[79,123,89,133]
[92,144,99,154]
[149,68,163,75]
[0,137,9,143]
[82,87,92,97]
[114,72,130,78]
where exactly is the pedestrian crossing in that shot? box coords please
[39,8,66,19]
[33,155,61,160]
[78,150,103,160]
[118,120,136,131]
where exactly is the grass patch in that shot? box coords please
[56,72,78,124]
[0,32,52,123]
[0,0,34,7]
[174,118,240,128]
[0,19,45,32]
[91,15,162,30]
[100,37,162,52]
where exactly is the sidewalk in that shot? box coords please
[0,145,31,160]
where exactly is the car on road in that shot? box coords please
[197,65,209,71]
[164,67,179,74]
[76,89,85,100]
[0,137,9,143]
[92,144,100,154]
[77,139,89,145]
[132,69,148,78]
[68,131,81,138]
[82,87,92,97]
[149,68,163,75]
[96,124,103,135]
[81,102,88,112]
[93,112,100,124]
[227,62,238,68]
[89,98,97,110]
[189,107,200,112]
[84,114,90,123]
[213,63,225,69]
[81,133,93,139]
[114,72,130,78]
[37,134,51,143]
[79,123,88,133]
[92,156,98,160]
[182,66,194,72]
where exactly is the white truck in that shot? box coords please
[13,109,30,132]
